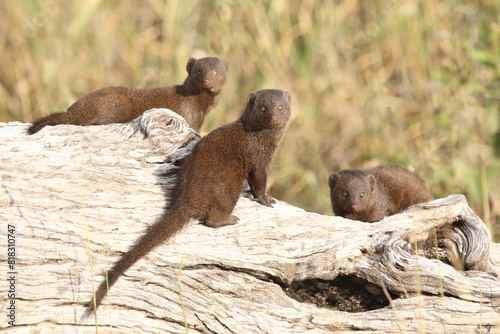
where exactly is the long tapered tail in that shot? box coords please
[27,111,70,134]
[82,208,188,320]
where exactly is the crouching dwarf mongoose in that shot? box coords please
[329,164,434,222]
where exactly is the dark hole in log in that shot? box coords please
[284,275,398,312]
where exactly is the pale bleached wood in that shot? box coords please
[1,108,499,333]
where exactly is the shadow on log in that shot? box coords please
[1,109,500,333]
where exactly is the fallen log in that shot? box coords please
[1,109,499,333]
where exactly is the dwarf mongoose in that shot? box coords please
[329,164,434,222]
[28,57,229,134]
[83,89,292,318]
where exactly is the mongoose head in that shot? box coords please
[328,170,376,216]
[185,57,230,93]
[243,89,292,129]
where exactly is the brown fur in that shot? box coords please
[83,89,292,318]
[27,57,229,134]
[328,164,434,222]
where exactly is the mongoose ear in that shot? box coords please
[283,91,292,104]
[186,58,197,74]
[222,59,230,73]
[368,174,377,192]
[328,173,339,189]
[247,92,257,108]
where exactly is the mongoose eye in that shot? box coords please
[342,192,348,198]
[360,193,364,198]
[260,107,266,112]
[278,105,283,111]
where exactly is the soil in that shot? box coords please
[284,275,396,312]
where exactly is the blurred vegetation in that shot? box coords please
[1,0,499,238]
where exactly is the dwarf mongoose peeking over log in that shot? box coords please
[328,164,434,222]
[83,89,292,318]
[27,57,229,134]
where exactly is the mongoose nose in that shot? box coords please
[270,116,277,122]
[202,79,209,85]
[351,205,358,211]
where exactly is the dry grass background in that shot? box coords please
[1,0,499,237]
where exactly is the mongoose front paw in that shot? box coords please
[258,194,276,207]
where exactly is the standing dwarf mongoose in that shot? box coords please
[27,57,229,134]
[83,89,292,318]
[328,164,434,222]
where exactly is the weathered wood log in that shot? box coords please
[1,109,500,333]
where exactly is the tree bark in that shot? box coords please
[1,108,499,333]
